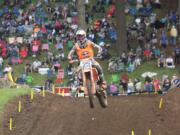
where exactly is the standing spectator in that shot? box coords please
[150,31,158,47]
[174,45,180,64]
[160,29,168,48]
[169,25,178,45]
[85,12,90,24]
[3,65,13,80]
[157,55,165,67]
[0,56,3,71]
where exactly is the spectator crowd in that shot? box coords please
[0,0,179,94]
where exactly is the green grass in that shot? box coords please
[99,59,179,83]
[0,88,31,114]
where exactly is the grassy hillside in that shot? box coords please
[0,88,30,114]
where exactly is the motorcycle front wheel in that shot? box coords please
[86,78,94,108]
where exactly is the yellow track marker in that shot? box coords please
[9,117,12,130]
[30,90,34,101]
[159,98,163,109]
[52,84,55,95]
[18,101,21,113]
[148,129,152,135]
[131,129,135,135]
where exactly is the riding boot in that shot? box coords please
[97,74,107,90]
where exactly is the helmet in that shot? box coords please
[76,29,86,36]
[76,29,87,47]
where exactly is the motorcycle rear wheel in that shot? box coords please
[96,91,108,108]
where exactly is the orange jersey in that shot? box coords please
[76,41,94,60]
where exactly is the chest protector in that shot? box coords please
[76,41,94,59]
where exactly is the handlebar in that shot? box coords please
[69,56,102,64]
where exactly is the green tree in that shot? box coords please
[76,0,87,30]
[115,0,127,56]
[179,0,180,31]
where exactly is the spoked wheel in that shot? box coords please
[86,79,94,108]
[96,90,108,108]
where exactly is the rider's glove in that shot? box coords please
[97,53,102,57]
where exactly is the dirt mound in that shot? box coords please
[1,87,180,135]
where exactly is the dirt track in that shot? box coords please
[1,88,180,135]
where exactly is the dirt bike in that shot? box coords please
[71,57,108,108]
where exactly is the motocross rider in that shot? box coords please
[67,29,107,90]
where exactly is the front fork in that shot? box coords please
[82,70,96,95]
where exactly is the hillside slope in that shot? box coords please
[1,87,180,135]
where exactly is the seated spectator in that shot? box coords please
[152,77,161,93]
[136,0,143,9]
[67,63,74,76]
[32,59,42,72]
[152,46,160,58]
[109,82,119,96]
[127,61,135,73]
[20,46,28,58]
[41,61,49,68]
[134,78,142,93]
[157,55,165,67]
[171,74,179,87]
[143,48,152,61]
[3,64,12,74]
[53,61,61,72]
[152,0,161,8]
[24,63,32,75]
[101,45,110,60]
[144,81,154,93]
[162,77,171,91]
[165,56,175,69]
[134,55,141,67]
[25,75,33,85]
[145,75,152,83]
[16,75,26,84]
[127,79,135,95]
[119,73,129,91]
